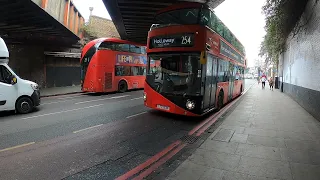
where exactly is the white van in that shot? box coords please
[0,37,40,114]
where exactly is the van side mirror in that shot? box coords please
[11,75,17,85]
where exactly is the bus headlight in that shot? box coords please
[186,100,195,110]
[143,93,147,101]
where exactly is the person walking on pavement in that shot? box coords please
[269,77,274,90]
[261,74,267,89]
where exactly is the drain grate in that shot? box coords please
[180,135,199,144]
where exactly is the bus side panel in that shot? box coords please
[216,82,229,106]
[82,54,99,92]
[113,76,145,91]
[144,82,199,116]
[98,51,117,93]
[125,76,145,90]
[233,80,243,98]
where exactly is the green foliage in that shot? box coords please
[80,24,97,39]
[259,0,287,64]
[259,0,309,64]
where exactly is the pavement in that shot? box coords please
[166,83,320,180]
[40,85,82,97]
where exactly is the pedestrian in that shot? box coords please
[261,74,267,89]
[269,77,274,90]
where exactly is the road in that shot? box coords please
[0,80,256,180]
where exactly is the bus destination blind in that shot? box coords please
[150,33,194,48]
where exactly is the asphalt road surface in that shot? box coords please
[0,79,256,180]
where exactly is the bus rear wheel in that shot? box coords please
[118,80,128,93]
[217,91,224,110]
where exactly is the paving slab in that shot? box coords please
[189,149,241,171]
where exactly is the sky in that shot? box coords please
[72,0,266,67]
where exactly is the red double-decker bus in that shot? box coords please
[143,3,246,116]
[81,38,147,93]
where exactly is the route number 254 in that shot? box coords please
[181,36,192,45]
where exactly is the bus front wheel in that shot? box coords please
[118,80,128,93]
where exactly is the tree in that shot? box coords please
[259,0,309,65]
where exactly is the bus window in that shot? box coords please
[199,9,210,25]
[98,42,115,50]
[156,8,199,25]
[129,45,141,54]
[218,59,229,82]
[116,66,131,76]
[141,46,146,54]
[81,45,97,81]
[216,20,224,37]
[131,66,145,76]
[115,43,130,52]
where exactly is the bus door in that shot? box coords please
[210,57,218,107]
[228,63,235,101]
[203,55,217,109]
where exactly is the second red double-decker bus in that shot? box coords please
[144,3,246,116]
[81,38,147,93]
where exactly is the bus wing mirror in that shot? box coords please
[200,51,207,64]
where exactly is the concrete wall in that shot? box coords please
[46,0,63,21]
[7,44,81,88]
[59,0,66,22]
[32,0,42,6]
[31,0,84,37]
[278,0,320,120]
[7,45,45,87]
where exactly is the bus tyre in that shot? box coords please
[16,97,33,114]
[118,80,128,93]
[217,91,224,110]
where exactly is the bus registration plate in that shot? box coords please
[156,104,170,111]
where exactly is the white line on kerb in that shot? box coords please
[126,111,147,119]
[21,104,104,120]
[73,124,103,134]
[75,95,130,104]
[0,142,35,153]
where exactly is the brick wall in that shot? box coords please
[83,15,120,41]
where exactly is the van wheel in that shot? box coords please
[16,97,33,114]
[217,91,224,110]
[118,80,128,93]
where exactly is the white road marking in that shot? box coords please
[0,142,35,153]
[129,97,143,101]
[126,111,147,119]
[41,100,71,105]
[57,95,85,100]
[73,124,103,134]
[21,104,104,120]
[74,95,130,105]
